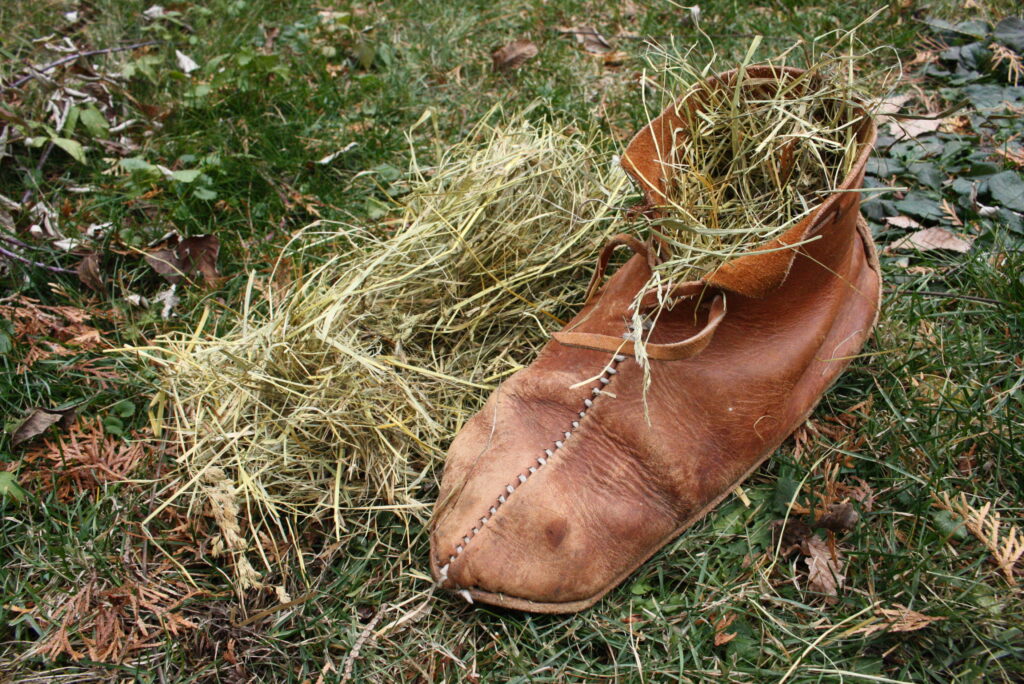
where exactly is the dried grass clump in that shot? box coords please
[143,118,628,585]
[641,38,873,283]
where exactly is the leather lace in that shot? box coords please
[553,234,727,361]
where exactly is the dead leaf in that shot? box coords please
[603,50,629,67]
[802,534,845,599]
[884,215,922,230]
[144,234,221,285]
[175,50,200,74]
[886,227,974,253]
[491,39,538,72]
[567,25,612,54]
[177,235,220,285]
[816,502,860,534]
[887,116,943,141]
[875,93,913,118]
[144,246,184,283]
[713,613,738,646]
[11,407,76,447]
[850,606,946,637]
[76,253,105,293]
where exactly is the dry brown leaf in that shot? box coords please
[603,50,629,67]
[713,613,738,646]
[144,234,221,285]
[851,606,946,637]
[816,502,860,534]
[885,227,974,253]
[884,214,922,230]
[144,245,183,282]
[875,93,913,118]
[491,39,538,72]
[802,534,845,598]
[568,25,612,54]
[177,234,221,285]
[11,407,75,447]
[887,116,943,140]
[75,253,105,294]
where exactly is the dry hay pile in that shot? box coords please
[145,119,630,586]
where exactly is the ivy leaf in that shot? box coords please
[50,136,85,163]
[994,16,1024,52]
[988,171,1024,212]
[894,191,946,221]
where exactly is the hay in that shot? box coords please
[639,37,872,284]
[143,117,629,584]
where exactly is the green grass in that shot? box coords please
[2,0,1023,681]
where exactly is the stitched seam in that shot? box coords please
[439,350,629,583]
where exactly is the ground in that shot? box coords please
[1,0,1023,681]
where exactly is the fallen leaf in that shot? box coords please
[850,606,946,637]
[177,235,221,285]
[816,502,860,534]
[11,407,76,447]
[491,39,538,72]
[603,50,629,66]
[887,117,943,140]
[802,534,845,598]
[713,613,738,646]
[175,50,200,74]
[144,245,184,282]
[875,93,913,118]
[144,234,221,285]
[884,215,922,230]
[76,253,105,293]
[568,25,613,54]
[886,227,974,253]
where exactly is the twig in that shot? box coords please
[4,41,159,91]
[884,287,1001,306]
[0,244,76,274]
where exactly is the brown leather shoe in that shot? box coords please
[429,66,880,613]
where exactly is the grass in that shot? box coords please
[1,0,1023,681]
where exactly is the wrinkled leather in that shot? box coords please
[430,66,881,613]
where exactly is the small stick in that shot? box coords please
[0,244,76,274]
[4,41,159,91]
